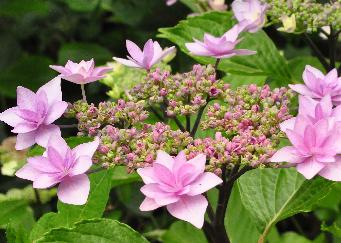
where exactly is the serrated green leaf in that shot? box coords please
[237,168,334,242]
[158,11,292,86]
[35,218,149,243]
[162,221,207,243]
[30,169,113,241]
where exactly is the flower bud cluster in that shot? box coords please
[65,100,148,135]
[95,122,193,172]
[262,0,341,31]
[128,65,229,116]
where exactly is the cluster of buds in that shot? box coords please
[95,122,193,172]
[65,100,148,136]
[128,64,229,116]
[262,0,341,31]
[193,84,293,170]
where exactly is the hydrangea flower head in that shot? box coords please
[50,59,111,84]
[271,116,341,181]
[232,0,267,33]
[15,135,99,205]
[185,25,256,58]
[138,151,222,228]
[113,39,175,71]
[289,65,341,105]
[0,78,67,150]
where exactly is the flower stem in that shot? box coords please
[303,33,330,71]
[328,26,337,70]
[80,84,87,103]
[190,97,210,137]
[214,58,221,72]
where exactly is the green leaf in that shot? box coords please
[30,169,113,241]
[6,222,31,243]
[288,56,324,84]
[0,0,49,17]
[63,0,100,12]
[162,221,207,243]
[0,55,55,98]
[112,166,141,188]
[58,43,112,65]
[35,218,149,243]
[0,200,35,230]
[158,11,292,86]
[237,168,334,242]
[226,185,260,243]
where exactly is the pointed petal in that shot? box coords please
[139,197,161,211]
[70,156,92,176]
[319,158,341,181]
[37,77,63,106]
[0,108,25,128]
[289,84,319,98]
[155,150,174,171]
[113,57,142,68]
[280,117,296,132]
[11,123,37,133]
[296,158,325,179]
[44,101,68,124]
[187,172,222,196]
[47,134,69,157]
[187,154,206,174]
[33,174,61,189]
[142,39,154,69]
[126,40,143,63]
[36,125,61,148]
[298,95,317,117]
[16,86,36,111]
[185,42,212,56]
[49,65,70,75]
[137,167,156,184]
[15,163,42,181]
[61,74,85,84]
[270,146,303,163]
[73,138,99,159]
[151,46,176,67]
[15,131,36,150]
[57,174,90,205]
[28,156,59,173]
[167,195,208,229]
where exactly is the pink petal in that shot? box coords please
[319,160,341,181]
[280,117,296,132]
[28,156,60,173]
[155,150,175,171]
[223,24,241,42]
[37,77,63,106]
[325,68,338,84]
[44,101,68,125]
[15,131,36,150]
[270,146,303,163]
[49,65,70,75]
[16,86,36,111]
[113,57,142,68]
[187,154,206,174]
[140,197,161,211]
[33,174,61,189]
[57,174,90,205]
[92,66,112,76]
[70,155,92,176]
[289,84,319,98]
[36,125,61,148]
[137,167,156,184]
[126,40,143,63]
[47,134,69,157]
[151,46,176,67]
[140,184,179,206]
[167,195,208,229]
[61,74,86,84]
[0,108,25,128]
[332,105,341,121]
[73,138,99,159]
[296,158,325,179]
[15,163,42,181]
[153,163,175,185]
[12,123,37,133]
[185,42,212,56]
[298,95,317,117]
[187,172,222,196]
[142,39,154,69]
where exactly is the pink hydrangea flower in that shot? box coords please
[271,116,341,181]
[113,39,176,71]
[185,25,256,59]
[49,59,111,84]
[137,151,222,228]
[280,95,341,131]
[0,78,67,150]
[232,0,267,33]
[15,135,99,205]
[289,65,341,105]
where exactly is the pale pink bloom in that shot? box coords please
[289,65,341,105]
[0,78,67,150]
[271,116,341,181]
[113,39,176,71]
[232,0,267,33]
[280,95,341,131]
[50,59,111,85]
[16,135,99,205]
[208,0,227,11]
[166,0,177,5]
[185,25,256,58]
[137,151,222,228]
